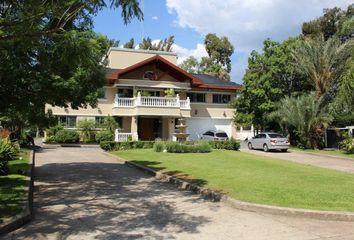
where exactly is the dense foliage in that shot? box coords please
[54,129,80,143]
[269,93,333,149]
[234,4,353,148]
[0,139,19,175]
[77,119,96,143]
[0,0,142,129]
[340,134,354,153]
[208,138,240,151]
[179,33,234,80]
[153,141,212,153]
[100,141,154,151]
[95,131,114,143]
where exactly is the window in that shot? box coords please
[187,93,205,102]
[203,131,215,136]
[97,88,106,99]
[117,88,133,98]
[213,94,231,104]
[268,133,285,138]
[95,116,105,128]
[216,132,228,138]
[58,116,77,128]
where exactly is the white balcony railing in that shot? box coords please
[114,129,138,142]
[114,93,190,109]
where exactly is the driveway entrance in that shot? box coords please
[6,146,354,239]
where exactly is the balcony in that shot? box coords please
[113,93,191,117]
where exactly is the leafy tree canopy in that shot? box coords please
[123,38,135,48]
[179,33,234,81]
[302,4,354,41]
[139,36,174,52]
[232,38,310,129]
[0,0,142,128]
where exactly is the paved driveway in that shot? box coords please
[241,148,354,174]
[5,146,354,240]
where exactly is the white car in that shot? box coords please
[248,132,290,152]
[201,130,229,141]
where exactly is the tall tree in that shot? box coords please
[124,38,135,48]
[302,4,354,41]
[178,33,234,80]
[200,33,234,80]
[330,62,354,126]
[0,0,143,128]
[138,36,174,51]
[292,35,353,97]
[270,93,333,149]
[232,38,310,130]
[178,56,200,73]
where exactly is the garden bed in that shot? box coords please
[113,149,354,212]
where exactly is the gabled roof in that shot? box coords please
[106,55,204,86]
[105,55,241,90]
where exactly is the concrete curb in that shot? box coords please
[107,152,354,222]
[126,161,223,202]
[290,150,354,161]
[0,150,36,235]
[222,197,354,222]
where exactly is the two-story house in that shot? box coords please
[46,48,240,141]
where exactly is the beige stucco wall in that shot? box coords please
[108,48,177,69]
[46,87,117,116]
[190,103,234,119]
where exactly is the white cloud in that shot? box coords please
[152,16,159,20]
[166,0,352,82]
[171,43,208,65]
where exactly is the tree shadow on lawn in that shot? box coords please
[0,176,27,220]
[131,160,208,187]
[9,160,211,239]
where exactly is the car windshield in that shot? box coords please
[216,132,228,137]
[268,133,285,138]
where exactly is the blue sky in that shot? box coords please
[94,0,352,83]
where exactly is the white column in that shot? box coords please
[114,129,119,142]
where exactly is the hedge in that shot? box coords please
[54,129,80,143]
[100,141,154,151]
[208,138,240,151]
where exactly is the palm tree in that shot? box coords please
[292,36,353,97]
[270,93,333,148]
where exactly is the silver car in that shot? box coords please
[247,132,290,152]
[201,130,229,141]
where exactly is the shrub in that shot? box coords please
[54,129,80,143]
[208,138,240,151]
[99,141,154,151]
[0,139,18,175]
[95,131,113,143]
[46,123,64,138]
[102,115,119,133]
[340,134,354,153]
[164,141,212,153]
[77,119,96,143]
[153,141,164,152]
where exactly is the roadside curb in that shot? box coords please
[126,161,223,202]
[290,150,354,161]
[106,151,354,222]
[105,152,222,201]
[0,150,36,235]
[222,197,354,222]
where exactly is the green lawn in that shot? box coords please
[0,152,30,220]
[290,147,354,159]
[114,149,354,212]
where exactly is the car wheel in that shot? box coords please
[281,149,288,152]
[263,144,269,152]
[248,142,253,150]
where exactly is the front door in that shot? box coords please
[138,118,162,140]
